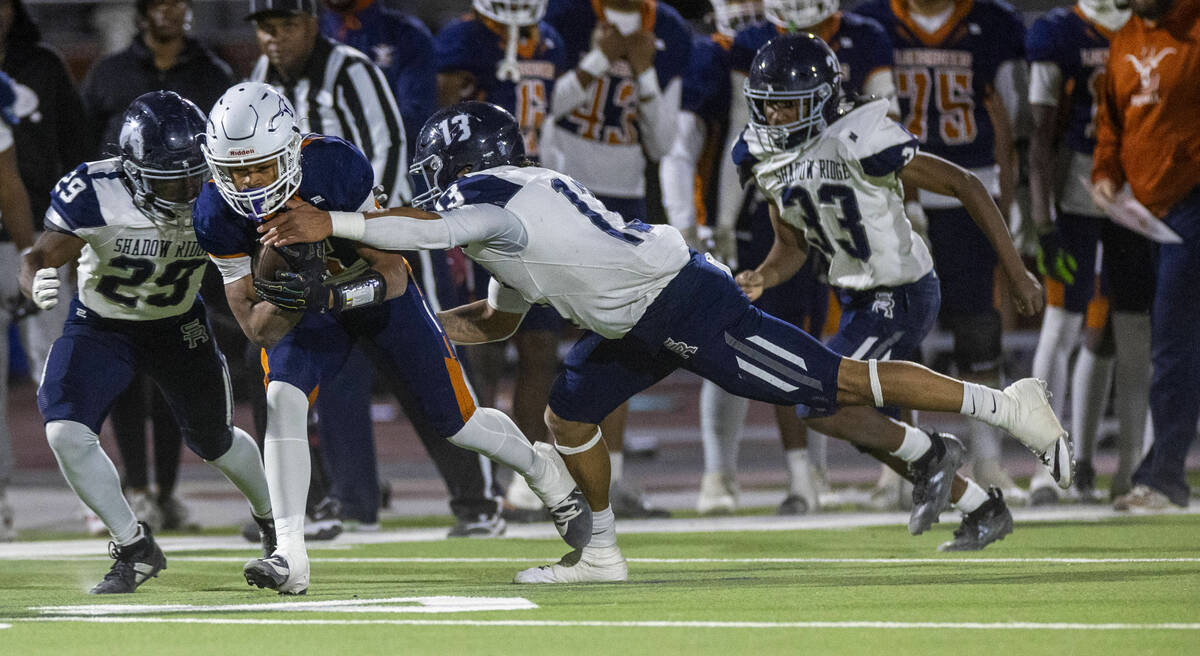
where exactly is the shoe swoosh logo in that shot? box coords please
[990,396,996,413]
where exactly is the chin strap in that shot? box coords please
[496,23,522,82]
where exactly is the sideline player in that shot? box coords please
[18,91,274,594]
[194,83,588,595]
[256,99,1072,582]
[1024,0,1151,503]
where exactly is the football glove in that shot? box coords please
[254,271,331,313]
[31,267,60,310]
[273,241,327,279]
[1036,226,1077,286]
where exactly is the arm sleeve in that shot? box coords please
[715,71,750,231]
[637,75,683,161]
[1028,61,1063,107]
[659,110,706,231]
[360,203,527,252]
[549,70,593,120]
[487,277,533,314]
[994,59,1027,131]
[862,68,900,117]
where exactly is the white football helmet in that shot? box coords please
[202,82,303,220]
[1077,0,1131,31]
[473,0,548,26]
[763,0,838,30]
[710,0,765,38]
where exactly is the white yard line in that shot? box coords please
[158,556,1200,565]
[5,617,1200,630]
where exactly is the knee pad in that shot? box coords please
[45,420,99,460]
[949,311,1002,374]
[183,425,234,462]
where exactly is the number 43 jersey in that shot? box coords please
[736,99,933,291]
[44,158,209,321]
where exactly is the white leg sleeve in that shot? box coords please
[207,426,272,518]
[1070,347,1113,463]
[264,382,311,556]
[1031,306,1082,416]
[448,407,538,475]
[45,420,139,544]
[700,380,749,476]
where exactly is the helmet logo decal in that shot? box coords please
[439,114,473,145]
[268,96,295,133]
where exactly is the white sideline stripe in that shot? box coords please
[3,505,1198,560]
[154,556,1200,565]
[745,335,807,369]
[8,617,1200,630]
[735,357,798,392]
[34,597,537,616]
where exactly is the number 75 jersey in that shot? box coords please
[44,159,209,321]
[736,100,933,290]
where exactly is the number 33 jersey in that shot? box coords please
[736,99,933,291]
[44,159,209,321]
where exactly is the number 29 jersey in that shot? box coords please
[735,100,933,291]
[43,158,209,321]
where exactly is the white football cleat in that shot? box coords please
[243,550,309,595]
[998,378,1074,489]
[696,472,738,515]
[524,443,592,549]
[513,544,628,584]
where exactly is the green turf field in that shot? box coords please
[1,513,1198,655]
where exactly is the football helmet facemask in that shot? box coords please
[473,0,548,25]
[763,0,838,30]
[710,0,765,38]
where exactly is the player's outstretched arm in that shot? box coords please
[735,201,808,302]
[19,230,84,309]
[257,197,442,248]
[900,152,1044,316]
[437,299,526,346]
[225,273,301,348]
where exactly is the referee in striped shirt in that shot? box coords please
[247,0,410,205]
[242,0,506,537]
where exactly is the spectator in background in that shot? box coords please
[0,0,90,412]
[433,0,569,522]
[76,0,237,532]
[1093,0,1200,511]
[0,70,36,540]
[247,0,505,537]
[541,0,691,519]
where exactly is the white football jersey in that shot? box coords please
[43,159,209,321]
[743,99,934,290]
[440,165,691,339]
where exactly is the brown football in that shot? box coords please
[252,243,292,281]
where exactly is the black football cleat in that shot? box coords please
[252,515,277,558]
[89,522,167,594]
[939,487,1014,552]
[908,432,964,535]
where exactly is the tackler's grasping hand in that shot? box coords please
[258,197,333,247]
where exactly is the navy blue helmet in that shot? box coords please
[744,32,842,152]
[410,101,525,209]
[118,90,208,224]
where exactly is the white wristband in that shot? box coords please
[579,48,611,78]
[328,211,365,241]
[637,68,661,100]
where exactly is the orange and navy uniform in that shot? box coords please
[1093,0,1200,217]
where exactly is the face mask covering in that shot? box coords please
[1078,1,1131,31]
[604,8,642,35]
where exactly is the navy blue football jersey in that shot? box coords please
[855,0,1025,169]
[731,12,894,97]
[543,0,691,147]
[1026,5,1116,156]
[434,16,568,160]
[193,135,375,275]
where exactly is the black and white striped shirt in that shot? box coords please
[251,36,410,205]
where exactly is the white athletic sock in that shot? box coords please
[959,382,1012,428]
[784,448,810,493]
[1031,307,1082,415]
[1112,312,1151,480]
[1071,347,1112,463]
[45,420,139,545]
[264,382,311,556]
[589,507,616,549]
[954,479,989,514]
[448,407,538,475]
[208,427,272,518]
[700,381,749,476]
[807,429,829,473]
[609,451,624,484]
[889,425,932,463]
